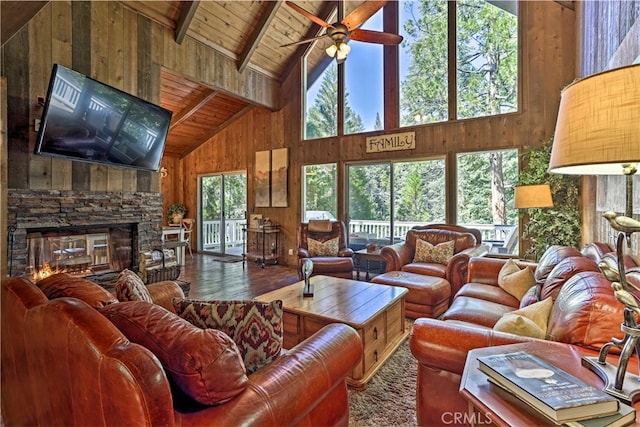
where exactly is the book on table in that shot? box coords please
[477,351,620,424]
[565,401,635,427]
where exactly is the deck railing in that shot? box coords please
[201,219,518,255]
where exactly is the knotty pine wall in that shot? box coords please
[181,1,578,265]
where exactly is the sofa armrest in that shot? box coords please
[445,246,489,298]
[380,243,414,272]
[147,281,185,313]
[176,323,363,426]
[338,247,354,257]
[410,318,537,376]
[297,248,310,258]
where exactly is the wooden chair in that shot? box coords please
[181,218,194,257]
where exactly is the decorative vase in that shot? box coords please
[171,213,184,225]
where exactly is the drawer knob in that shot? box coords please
[374,350,378,362]
[373,327,378,340]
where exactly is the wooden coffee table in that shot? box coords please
[256,275,408,388]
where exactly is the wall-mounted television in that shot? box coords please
[35,64,172,172]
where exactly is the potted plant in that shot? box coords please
[167,203,187,225]
[518,138,581,260]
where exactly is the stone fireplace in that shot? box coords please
[7,189,163,277]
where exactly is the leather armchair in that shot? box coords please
[380,224,488,300]
[297,220,354,279]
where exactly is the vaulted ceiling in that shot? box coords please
[1,0,575,158]
[1,0,357,158]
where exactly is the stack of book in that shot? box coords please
[477,351,636,427]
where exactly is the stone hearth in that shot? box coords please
[7,189,163,277]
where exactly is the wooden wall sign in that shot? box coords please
[366,131,416,153]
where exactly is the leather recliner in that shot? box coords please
[297,220,354,279]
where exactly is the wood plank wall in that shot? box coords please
[180,1,578,265]
[1,77,7,277]
[578,0,640,259]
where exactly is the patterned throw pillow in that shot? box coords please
[173,299,284,374]
[307,236,339,257]
[114,269,153,303]
[413,239,455,264]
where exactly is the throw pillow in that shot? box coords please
[519,284,541,308]
[114,268,153,303]
[498,259,536,300]
[307,236,339,257]
[36,273,118,309]
[173,299,284,374]
[100,301,248,405]
[493,297,553,339]
[413,239,454,264]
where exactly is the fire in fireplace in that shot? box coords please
[26,224,138,280]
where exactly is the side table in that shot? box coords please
[354,249,386,281]
[460,341,640,427]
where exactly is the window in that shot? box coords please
[347,158,445,246]
[399,0,449,126]
[302,163,337,222]
[302,1,519,138]
[456,149,518,255]
[457,0,519,119]
[344,8,384,134]
[304,60,338,139]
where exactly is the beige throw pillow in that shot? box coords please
[307,236,339,257]
[413,239,455,264]
[493,297,553,339]
[498,259,536,300]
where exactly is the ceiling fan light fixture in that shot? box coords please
[338,42,351,55]
[325,44,338,58]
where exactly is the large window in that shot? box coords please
[456,0,518,119]
[457,149,518,255]
[347,159,446,245]
[344,8,384,134]
[301,1,519,136]
[302,163,337,221]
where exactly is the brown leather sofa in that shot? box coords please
[409,245,636,427]
[379,224,489,300]
[1,275,363,426]
[297,220,354,279]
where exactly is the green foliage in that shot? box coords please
[518,139,581,259]
[306,65,364,139]
[200,175,246,221]
[304,164,337,215]
[166,203,187,223]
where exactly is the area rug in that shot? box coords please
[349,321,417,426]
[208,255,243,263]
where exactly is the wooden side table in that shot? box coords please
[460,341,640,426]
[354,249,385,281]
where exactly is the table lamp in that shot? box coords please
[549,63,640,403]
[514,184,554,260]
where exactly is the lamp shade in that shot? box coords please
[514,184,554,209]
[549,64,640,175]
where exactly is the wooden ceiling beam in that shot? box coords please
[1,1,48,45]
[238,0,283,73]
[553,1,575,11]
[179,105,254,159]
[169,88,218,130]
[175,0,200,45]
[280,1,338,83]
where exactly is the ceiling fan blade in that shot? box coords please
[285,1,333,29]
[350,28,403,45]
[342,0,387,31]
[280,34,329,48]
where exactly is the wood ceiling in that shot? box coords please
[1,0,353,158]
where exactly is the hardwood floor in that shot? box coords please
[179,253,301,300]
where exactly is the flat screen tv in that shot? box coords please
[35,64,172,172]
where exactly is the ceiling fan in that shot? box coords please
[282,0,403,63]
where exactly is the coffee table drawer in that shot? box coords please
[363,313,385,346]
[386,300,404,338]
